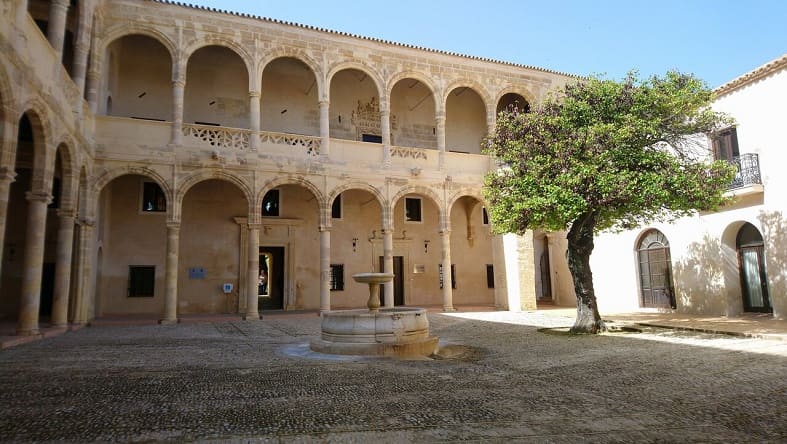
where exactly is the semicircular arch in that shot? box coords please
[182,37,254,85]
[494,86,536,111]
[257,175,324,210]
[386,71,440,111]
[327,181,386,209]
[447,188,487,214]
[443,79,493,116]
[390,184,443,214]
[101,24,176,63]
[176,169,253,208]
[326,61,384,100]
[260,51,324,98]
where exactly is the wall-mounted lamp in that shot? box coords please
[280,109,287,114]
[424,240,430,253]
[137,92,146,98]
[208,100,216,106]
[352,237,359,252]
[338,115,342,123]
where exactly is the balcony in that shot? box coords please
[726,153,763,197]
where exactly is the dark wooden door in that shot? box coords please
[39,262,56,317]
[378,256,404,306]
[259,247,284,310]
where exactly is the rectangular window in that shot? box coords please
[362,134,382,143]
[128,266,155,297]
[711,127,739,161]
[142,181,166,212]
[332,193,342,219]
[405,197,422,222]
[330,264,344,291]
[262,189,280,217]
[482,207,489,225]
[439,263,456,289]
[486,264,494,288]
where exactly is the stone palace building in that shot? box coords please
[0,0,578,335]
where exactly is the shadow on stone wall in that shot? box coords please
[672,234,728,315]
[759,211,786,314]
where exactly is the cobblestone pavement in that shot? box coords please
[1,311,786,443]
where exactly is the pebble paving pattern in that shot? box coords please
[0,312,785,442]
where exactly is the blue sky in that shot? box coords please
[185,0,786,88]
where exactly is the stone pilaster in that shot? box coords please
[319,100,330,156]
[46,0,70,62]
[249,91,260,151]
[382,228,394,307]
[319,227,331,312]
[244,224,260,320]
[161,222,180,324]
[440,229,455,312]
[51,210,76,327]
[16,192,52,336]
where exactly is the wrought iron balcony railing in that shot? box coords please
[727,153,762,190]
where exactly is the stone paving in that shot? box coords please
[0,311,786,443]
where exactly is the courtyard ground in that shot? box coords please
[0,309,785,442]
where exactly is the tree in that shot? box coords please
[483,72,736,334]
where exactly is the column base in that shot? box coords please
[158,318,180,325]
[243,313,260,321]
[442,306,456,312]
[15,328,41,337]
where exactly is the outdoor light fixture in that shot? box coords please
[209,100,216,105]
[281,109,287,114]
[137,92,146,98]
[424,240,430,253]
[352,237,358,252]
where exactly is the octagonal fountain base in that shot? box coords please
[310,307,439,358]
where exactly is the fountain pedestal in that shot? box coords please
[309,273,439,358]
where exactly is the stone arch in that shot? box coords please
[443,79,493,117]
[259,51,324,98]
[258,175,325,212]
[176,169,253,211]
[494,86,536,112]
[326,61,385,100]
[0,61,17,169]
[327,181,386,210]
[100,24,177,64]
[447,189,487,215]
[386,71,441,112]
[390,184,444,217]
[16,101,52,193]
[53,138,78,211]
[182,37,255,89]
[93,165,171,199]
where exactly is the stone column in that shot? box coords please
[380,99,391,166]
[171,77,185,146]
[50,210,76,327]
[319,227,331,312]
[487,112,496,136]
[85,69,100,115]
[244,224,260,320]
[249,91,260,151]
[16,1,29,31]
[0,168,16,280]
[382,228,394,307]
[160,222,180,324]
[436,112,446,170]
[440,229,455,312]
[47,0,70,62]
[233,217,249,313]
[319,100,330,156]
[72,218,94,325]
[16,192,52,335]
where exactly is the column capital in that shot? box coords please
[247,222,262,230]
[25,191,52,204]
[439,229,451,236]
[166,221,181,230]
[233,216,249,227]
[77,217,95,227]
[319,225,331,232]
[249,90,261,98]
[0,167,16,183]
[172,79,186,88]
[319,100,329,107]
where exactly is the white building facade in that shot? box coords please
[592,55,787,319]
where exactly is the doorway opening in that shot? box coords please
[259,246,285,310]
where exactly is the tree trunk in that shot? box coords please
[566,211,605,334]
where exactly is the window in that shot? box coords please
[482,207,489,225]
[128,266,155,297]
[636,230,675,309]
[405,197,422,222]
[330,264,344,291]
[711,127,739,161]
[142,181,166,212]
[486,264,494,288]
[332,193,342,219]
[262,189,280,217]
[439,263,456,289]
[362,134,382,143]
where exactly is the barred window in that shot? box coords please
[330,264,344,291]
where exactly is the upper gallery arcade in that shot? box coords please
[0,0,577,335]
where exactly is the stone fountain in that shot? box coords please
[310,272,439,358]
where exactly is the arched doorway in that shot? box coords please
[636,229,675,309]
[736,223,771,313]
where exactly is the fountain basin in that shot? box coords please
[310,307,438,357]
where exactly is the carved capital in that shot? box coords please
[25,191,52,204]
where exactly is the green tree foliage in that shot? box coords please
[483,72,736,333]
